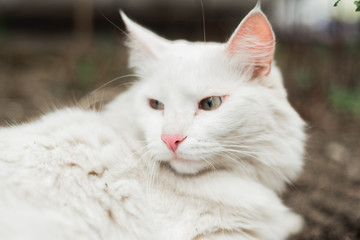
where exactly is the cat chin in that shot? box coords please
[168,159,208,175]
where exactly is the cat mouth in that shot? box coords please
[172,155,192,163]
[166,155,215,176]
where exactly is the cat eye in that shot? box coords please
[199,96,223,111]
[149,99,164,110]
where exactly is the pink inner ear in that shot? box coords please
[227,13,274,54]
[227,12,275,77]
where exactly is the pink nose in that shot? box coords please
[161,134,187,152]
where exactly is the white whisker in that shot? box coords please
[146,158,159,197]
[89,74,140,96]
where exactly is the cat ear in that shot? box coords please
[120,11,171,70]
[226,5,275,79]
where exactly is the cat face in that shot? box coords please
[132,43,243,174]
[121,6,305,189]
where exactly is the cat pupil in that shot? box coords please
[199,96,223,111]
[149,99,164,110]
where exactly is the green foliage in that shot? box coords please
[75,56,96,90]
[355,1,360,11]
[329,84,360,118]
[334,0,342,7]
[291,66,313,90]
[334,0,360,11]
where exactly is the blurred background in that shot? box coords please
[0,0,359,239]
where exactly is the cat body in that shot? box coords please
[0,5,306,240]
[0,107,302,240]
[0,108,155,239]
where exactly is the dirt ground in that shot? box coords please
[0,33,359,240]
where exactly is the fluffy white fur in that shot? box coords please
[0,6,306,240]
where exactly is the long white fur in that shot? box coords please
[0,6,306,240]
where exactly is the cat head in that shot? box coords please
[119,5,305,192]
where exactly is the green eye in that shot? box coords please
[199,96,223,111]
[149,99,164,110]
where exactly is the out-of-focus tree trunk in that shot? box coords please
[73,0,93,53]
[68,0,94,94]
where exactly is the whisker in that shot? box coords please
[98,10,130,38]
[109,144,151,175]
[88,74,140,96]
[146,158,159,197]
[222,153,255,178]
[222,148,283,165]
[199,156,216,171]
[218,148,288,181]
[199,0,206,42]
[217,129,275,139]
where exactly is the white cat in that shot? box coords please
[0,5,306,240]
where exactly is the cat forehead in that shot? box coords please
[147,72,233,100]
[167,40,223,62]
[146,41,238,89]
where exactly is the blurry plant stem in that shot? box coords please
[333,0,341,7]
